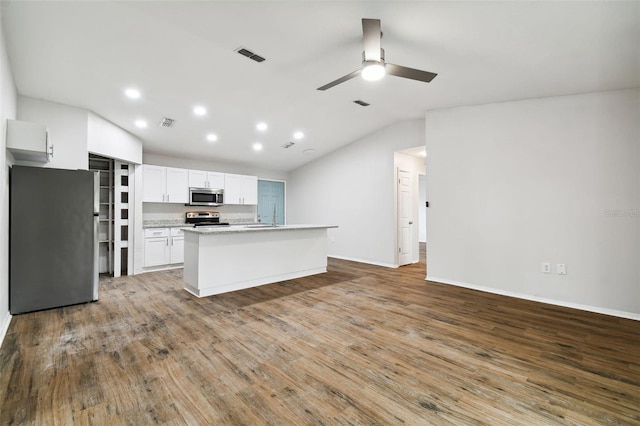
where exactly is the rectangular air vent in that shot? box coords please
[283,141,295,149]
[236,47,266,63]
[158,117,175,128]
[354,100,370,107]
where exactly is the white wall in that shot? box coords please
[425,89,640,318]
[288,119,425,267]
[419,175,427,243]
[0,9,17,344]
[17,96,88,170]
[88,112,143,164]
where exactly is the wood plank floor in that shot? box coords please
[1,248,639,425]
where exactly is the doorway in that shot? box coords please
[89,153,133,277]
[397,169,413,266]
[257,180,285,225]
[395,147,427,270]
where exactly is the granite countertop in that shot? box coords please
[182,224,338,235]
[143,220,189,229]
[143,220,258,229]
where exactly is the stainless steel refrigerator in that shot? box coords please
[10,165,99,314]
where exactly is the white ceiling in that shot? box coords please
[2,1,638,171]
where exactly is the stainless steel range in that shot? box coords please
[185,211,230,227]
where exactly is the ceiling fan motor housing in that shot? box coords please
[362,48,385,66]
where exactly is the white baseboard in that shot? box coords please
[426,276,640,321]
[0,312,12,347]
[329,255,398,269]
[186,267,327,298]
[139,264,183,274]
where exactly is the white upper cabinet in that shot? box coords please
[208,172,225,190]
[142,165,165,202]
[165,167,189,203]
[6,119,52,163]
[243,175,258,204]
[225,173,257,204]
[224,174,243,204]
[143,165,188,203]
[188,170,207,188]
[188,170,225,190]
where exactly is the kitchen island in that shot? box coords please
[182,225,337,297]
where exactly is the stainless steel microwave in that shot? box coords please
[189,187,224,206]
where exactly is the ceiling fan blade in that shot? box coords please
[386,63,438,83]
[362,18,381,61]
[317,69,362,91]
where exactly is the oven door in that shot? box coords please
[189,188,223,206]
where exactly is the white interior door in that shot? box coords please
[398,169,413,266]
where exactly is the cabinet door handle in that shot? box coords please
[167,194,170,202]
[162,194,165,202]
[166,238,169,246]
[49,145,54,158]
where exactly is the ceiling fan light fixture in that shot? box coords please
[361,61,386,81]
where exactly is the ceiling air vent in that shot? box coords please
[283,141,295,149]
[236,47,266,63]
[354,100,370,107]
[158,117,176,128]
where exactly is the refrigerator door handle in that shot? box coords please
[93,172,100,301]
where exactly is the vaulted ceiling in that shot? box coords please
[2,1,638,171]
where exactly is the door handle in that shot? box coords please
[409,221,413,225]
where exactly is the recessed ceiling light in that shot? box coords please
[303,148,315,155]
[134,119,147,128]
[125,88,141,99]
[252,142,263,151]
[256,122,268,132]
[193,106,207,116]
[206,133,218,142]
[293,131,304,140]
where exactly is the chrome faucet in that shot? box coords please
[271,204,277,227]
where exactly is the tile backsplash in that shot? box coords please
[142,203,257,226]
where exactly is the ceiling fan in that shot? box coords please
[317,18,438,91]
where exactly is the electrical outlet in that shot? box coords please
[541,262,551,274]
[557,264,566,275]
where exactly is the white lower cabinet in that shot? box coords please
[144,228,184,267]
[169,228,184,264]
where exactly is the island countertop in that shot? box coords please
[181,224,337,235]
